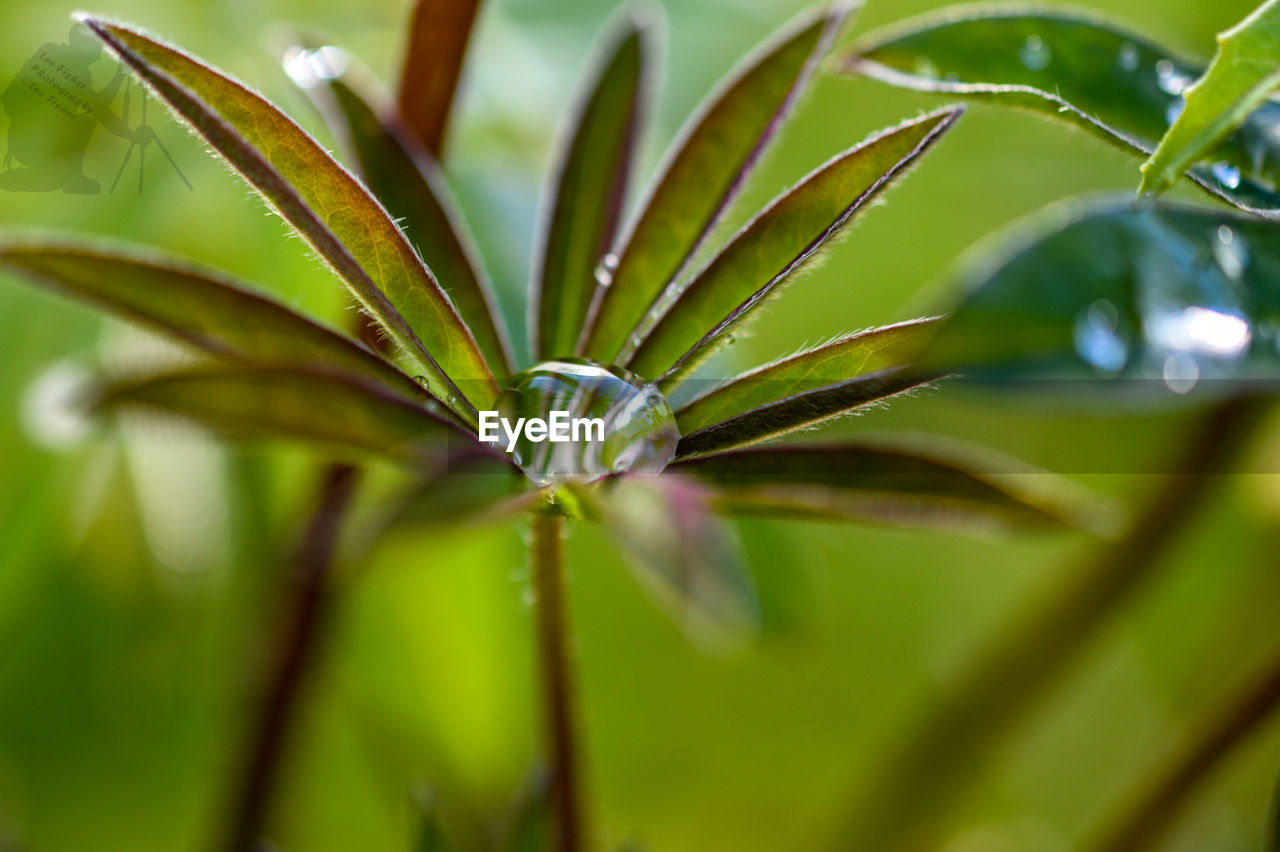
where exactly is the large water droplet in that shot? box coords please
[484,358,679,486]
[1019,35,1052,71]
[1117,42,1140,72]
[1074,299,1128,374]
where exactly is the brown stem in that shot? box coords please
[397,0,482,158]
[531,512,583,852]
[1090,648,1280,852]
[837,397,1270,851]
[221,463,359,852]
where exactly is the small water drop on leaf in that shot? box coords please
[1117,42,1140,72]
[1018,35,1051,71]
[1210,161,1242,189]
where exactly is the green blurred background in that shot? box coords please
[3,0,1280,849]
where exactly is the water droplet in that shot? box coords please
[412,375,428,384]
[1074,299,1128,373]
[1162,352,1199,393]
[282,45,349,88]
[913,57,939,79]
[1155,60,1192,95]
[1148,306,1251,358]
[1019,35,1052,71]
[1213,225,1249,278]
[22,360,93,448]
[594,253,619,288]
[484,358,679,486]
[1117,42,1140,72]
[1210,161,1242,189]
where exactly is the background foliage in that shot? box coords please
[2,0,1279,849]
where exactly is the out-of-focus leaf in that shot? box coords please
[382,450,531,532]
[585,475,759,643]
[840,6,1280,217]
[81,17,495,421]
[629,109,961,385]
[502,767,552,852]
[1142,0,1280,194]
[0,240,427,402]
[285,44,513,377]
[675,318,937,435]
[918,198,1280,399]
[675,368,934,459]
[533,15,648,360]
[97,366,470,463]
[397,0,482,157]
[675,443,1111,533]
[577,3,855,362]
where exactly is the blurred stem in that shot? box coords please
[532,511,583,852]
[222,463,359,852]
[1090,644,1280,852]
[837,396,1269,851]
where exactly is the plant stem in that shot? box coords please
[836,396,1269,851]
[221,462,359,852]
[1090,646,1280,852]
[531,511,583,852]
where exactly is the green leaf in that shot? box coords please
[628,108,961,385]
[840,6,1280,217]
[674,443,1110,533]
[675,368,934,459]
[675,317,938,434]
[397,0,482,157]
[286,45,514,376]
[80,17,495,423]
[587,474,759,643]
[1142,0,1280,194]
[577,2,855,362]
[0,239,428,402]
[97,366,468,463]
[918,198,1280,398]
[383,451,532,532]
[533,13,648,361]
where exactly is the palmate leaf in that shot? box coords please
[1142,0,1280,194]
[397,0,481,157]
[674,443,1109,533]
[583,474,759,643]
[675,368,934,460]
[80,17,495,423]
[918,198,1280,398]
[0,240,431,404]
[675,317,938,434]
[628,108,962,385]
[97,366,473,463]
[839,5,1280,218]
[285,44,513,376]
[577,2,855,362]
[533,13,648,361]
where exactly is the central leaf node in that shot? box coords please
[483,358,679,486]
